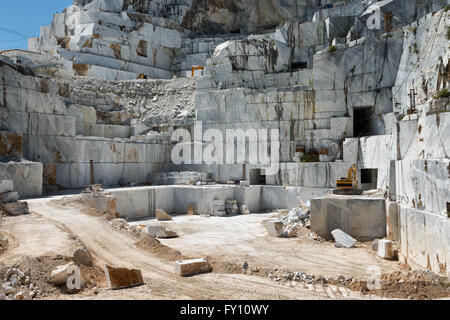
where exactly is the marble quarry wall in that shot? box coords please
[388,9,449,275]
[0,0,449,274]
[0,58,175,192]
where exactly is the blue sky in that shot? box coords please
[0,0,72,50]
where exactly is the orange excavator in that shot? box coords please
[333,164,364,195]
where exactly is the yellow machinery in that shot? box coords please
[333,164,364,195]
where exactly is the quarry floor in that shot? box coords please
[0,195,409,300]
[130,214,400,280]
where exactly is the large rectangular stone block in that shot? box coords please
[175,258,212,277]
[267,220,284,237]
[103,265,144,290]
[311,195,387,241]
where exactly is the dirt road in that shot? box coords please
[0,200,389,300]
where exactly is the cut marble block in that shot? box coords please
[332,229,357,248]
[377,240,394,259]
[146,224,166,237]
[267,220,284,237]
[103,265,144,290]
[175,258,212,277]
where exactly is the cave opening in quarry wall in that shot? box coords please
[353,107,374,137]
[361,169,378,191]
[250,169,266,186]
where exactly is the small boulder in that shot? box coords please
[147,224,166,237]
[331,229,357,248]
[73,248,94,267]
[377,240,394,259]
[2,202,29,216]
[103,265,144,290]
[156,230,178,239]
[50,262,85,288]
[156,209,173,221]
[14,291,27,300]
[267,220,284,237]
[2,285,14,295]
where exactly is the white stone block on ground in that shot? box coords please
[50,262,85,287]
[332,229,357,248]
[0,180,13,194]
[267,220,284,237]
[377,240,394,259]
[175,258,212,277]
[0,192,19,203]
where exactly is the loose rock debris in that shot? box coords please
[135,235,185,262]
[264,267,450,300]
[0,255,105,300]
[266,201,311,238]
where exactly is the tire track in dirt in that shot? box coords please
[28,202,374,300]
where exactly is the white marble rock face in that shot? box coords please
[1,0,449,275]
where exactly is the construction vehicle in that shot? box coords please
[191,66,205,77]
[333,164,364,195]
